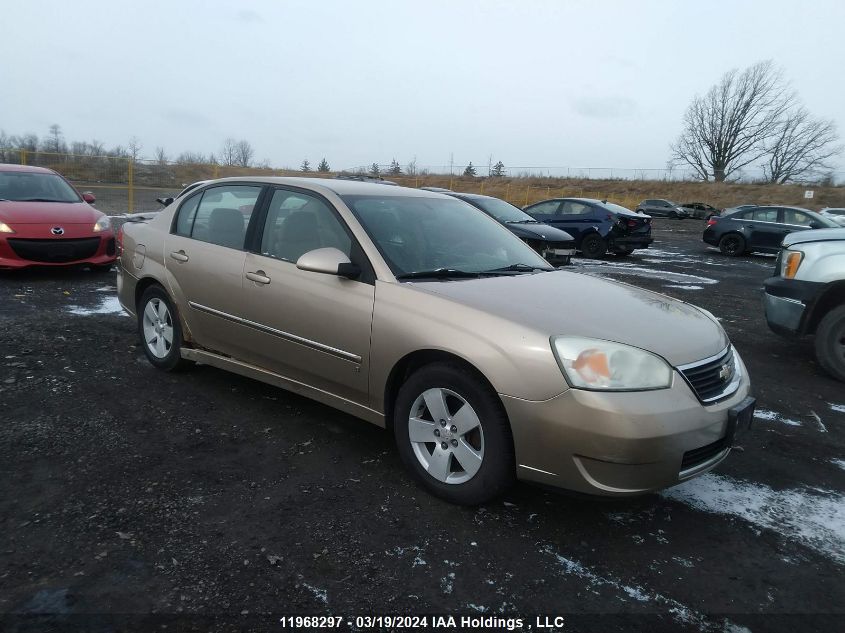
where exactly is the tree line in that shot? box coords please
[671,60,841,183]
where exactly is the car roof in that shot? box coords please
[194,176,444,198]
[448,192,497,201]
[0,163,57,174]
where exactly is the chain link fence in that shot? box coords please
[2,148,843,214]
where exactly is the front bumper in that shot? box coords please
[502,353,752,496]
[0,233,116,269]
[762,276,824,336]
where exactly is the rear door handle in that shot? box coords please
[170,250,189,262]
[245,270,271,284]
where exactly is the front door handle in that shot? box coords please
[170,250,189,262]
[246,270,271,284]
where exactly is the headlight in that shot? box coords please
[0,221,14,233]
[551,336,673,391]
[93,216,111,232]
[780,249,803,279]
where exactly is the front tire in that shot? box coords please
[138,285,192,371]
[719,233,746,256]
[815,305,845,382]
[393,363,515,505]
[580,233,607,259]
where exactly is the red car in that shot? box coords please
[0,164,116,270]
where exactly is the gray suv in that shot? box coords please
[636,199,690,219]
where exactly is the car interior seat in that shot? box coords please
[207,207,245,249]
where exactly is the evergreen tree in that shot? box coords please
[317,158,330,172]
[369,162,380,176]
[490,160,506,177]
[388,158,402,175]
[463,162,477,177]
[300,159,311,172]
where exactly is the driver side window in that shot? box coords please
[260,189,352,263]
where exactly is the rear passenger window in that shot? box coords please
[175,194,201,237]
[753,209,778,222]
[260,189,351,263]
[190,185,262,250]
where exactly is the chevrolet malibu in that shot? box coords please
[0,164,116,270]
[117,177,754,504]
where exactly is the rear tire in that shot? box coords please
[718,233,746,256]
[580,233,607,259]
[138,285,192,372]
[815,305,845,382]
[393,362,515,505]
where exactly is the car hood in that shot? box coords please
[408,271,728,366]
[0,201,103,224]
[505,221,574,242]
[783,227,845,247]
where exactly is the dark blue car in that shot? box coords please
[523,197,654,258]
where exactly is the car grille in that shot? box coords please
[678,346,738,404]
[8,237,101,263]
[681,434,730,472]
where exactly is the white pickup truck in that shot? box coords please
[763,228,845,382]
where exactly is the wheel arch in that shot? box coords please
[383,349,504,433]
[804,281,845,334]
[135,276,194,343]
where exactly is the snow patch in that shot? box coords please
[662,474,845,565]
[829,403,845,414]
[831,459,845,471]
[301,582,327,604]
[543,547,745,630]
[67,296,127,317]
[753,409,802,427]
[575,263,718,285]
[666,285,704,290]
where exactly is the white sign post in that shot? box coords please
[804,190,814,199]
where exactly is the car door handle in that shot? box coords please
[245,270,271,284]
[170,250,189,262]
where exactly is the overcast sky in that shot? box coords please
[2,0,843,174]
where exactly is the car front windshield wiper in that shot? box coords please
[504,219,539,224]
[482,263,552,273]
[19,197,73,203]
[395,268,482,280]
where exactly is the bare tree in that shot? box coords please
[44,124,66,154]
[670,61,791,181]
[405,158,417,176]
[128,136,143,161]
[762,107,841,183]
[154,146,168,165]
[369,162,380,176]
[17,134,39,152]
[221,138,238,166]
[234,140,254,167]
[88,139,105,156]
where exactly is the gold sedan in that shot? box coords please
[117,177,754,504]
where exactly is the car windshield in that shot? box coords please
[0,171,80,203]
[469,196,535,223]
[342,194,552,277]
[598,201,636,215]
[812,213,840,228]
[825,208,845,216]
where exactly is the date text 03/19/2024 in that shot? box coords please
[277,615,574,630]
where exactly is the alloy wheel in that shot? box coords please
[142,298,174,359]
[407,387,485,485]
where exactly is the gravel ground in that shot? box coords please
[1,220,843,632]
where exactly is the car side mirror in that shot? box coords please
[156,197,175,207]
[296,247,360,279]
[809,221,823,229]
[82,192,96,204]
